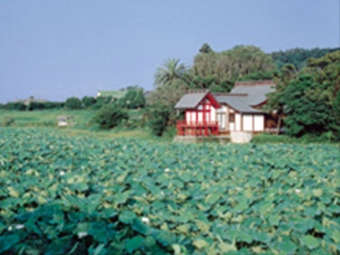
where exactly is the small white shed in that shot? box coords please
[57,116,74,127]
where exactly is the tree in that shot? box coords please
[191,45,275,92]
[333,92,340,137]
[90,104,128,130]
[147,80,188,126]
[27,102,46,111]
[266,50,340,139]
[92,96,114,110]
[118,86,146,109]
[3,102,26,111]
[265,64,297,134]
[154,59,189,88]
[199,43,213,54]
[148,59,190,130]
[304,50,340,139]
[82,96,96,108]
[271,47,339,70]
[146,104,170,136]
[282,75,334,137]
[65,97,82,110]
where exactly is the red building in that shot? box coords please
[175,90,221,136]
[175,81,280,136]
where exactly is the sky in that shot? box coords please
[0,0,339,103]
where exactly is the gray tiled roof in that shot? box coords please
[175,91,209,109]
[214,95,263,113]
[175,82,275,113]
[230,84,275,106]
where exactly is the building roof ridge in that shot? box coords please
[213,93,248,96]
[187,89,210,94]
[234,80,274,87]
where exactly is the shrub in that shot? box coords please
[26,101,65,110]
[90,104,128,130]
[65,97,82,110]
[92,96,114,110]
[147,105,170,136]
[2,117,15,126]
[82,96,97,109]
[3,102,26,111]
[44,102,65,110]
[119,87,146,109]
[27,102,46,111]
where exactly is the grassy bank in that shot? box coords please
[0,109,95,128]
[0,109,175,142]
[251,132,337,144]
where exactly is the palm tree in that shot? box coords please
[154,59,189,87]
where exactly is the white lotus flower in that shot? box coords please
[77,232,88,238]
[8,226,12,231]
[15,224,25,229]
[295,189,301,193]
[141,217,150,224]
[164,168,170,172]
[60,171,65,176]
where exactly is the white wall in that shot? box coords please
[243,114,253,131]
[198,112,203,122]
[235,114,241,131]
[254,115,264,131]
[185,105,217,124]
[186,112,190,123]
[211,106,216,122]
[191,112,196,123]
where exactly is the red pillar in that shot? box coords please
[204,101,208,136]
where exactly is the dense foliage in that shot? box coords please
[92,96,115,110]
[271,47,339,71]
[0,128,339,254]
[266,51,340,140]
[146,105,170,136]
[90,104,129,130]
[282,75,333,137]
[0,101,65,111]
[0,102,26,111]
[82,96,97,109]
[65,97,83,110]
[117,87,146,109]
[191,45,275,92]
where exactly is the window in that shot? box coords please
[229,113,235,123]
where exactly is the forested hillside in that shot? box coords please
[271,47,339,70]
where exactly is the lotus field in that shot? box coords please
[0,128,339,254]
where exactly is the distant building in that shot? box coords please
[57,116,74,127]
[96,90,127,99]
[14,97,48,105]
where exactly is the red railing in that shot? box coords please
[176,120,219,136]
